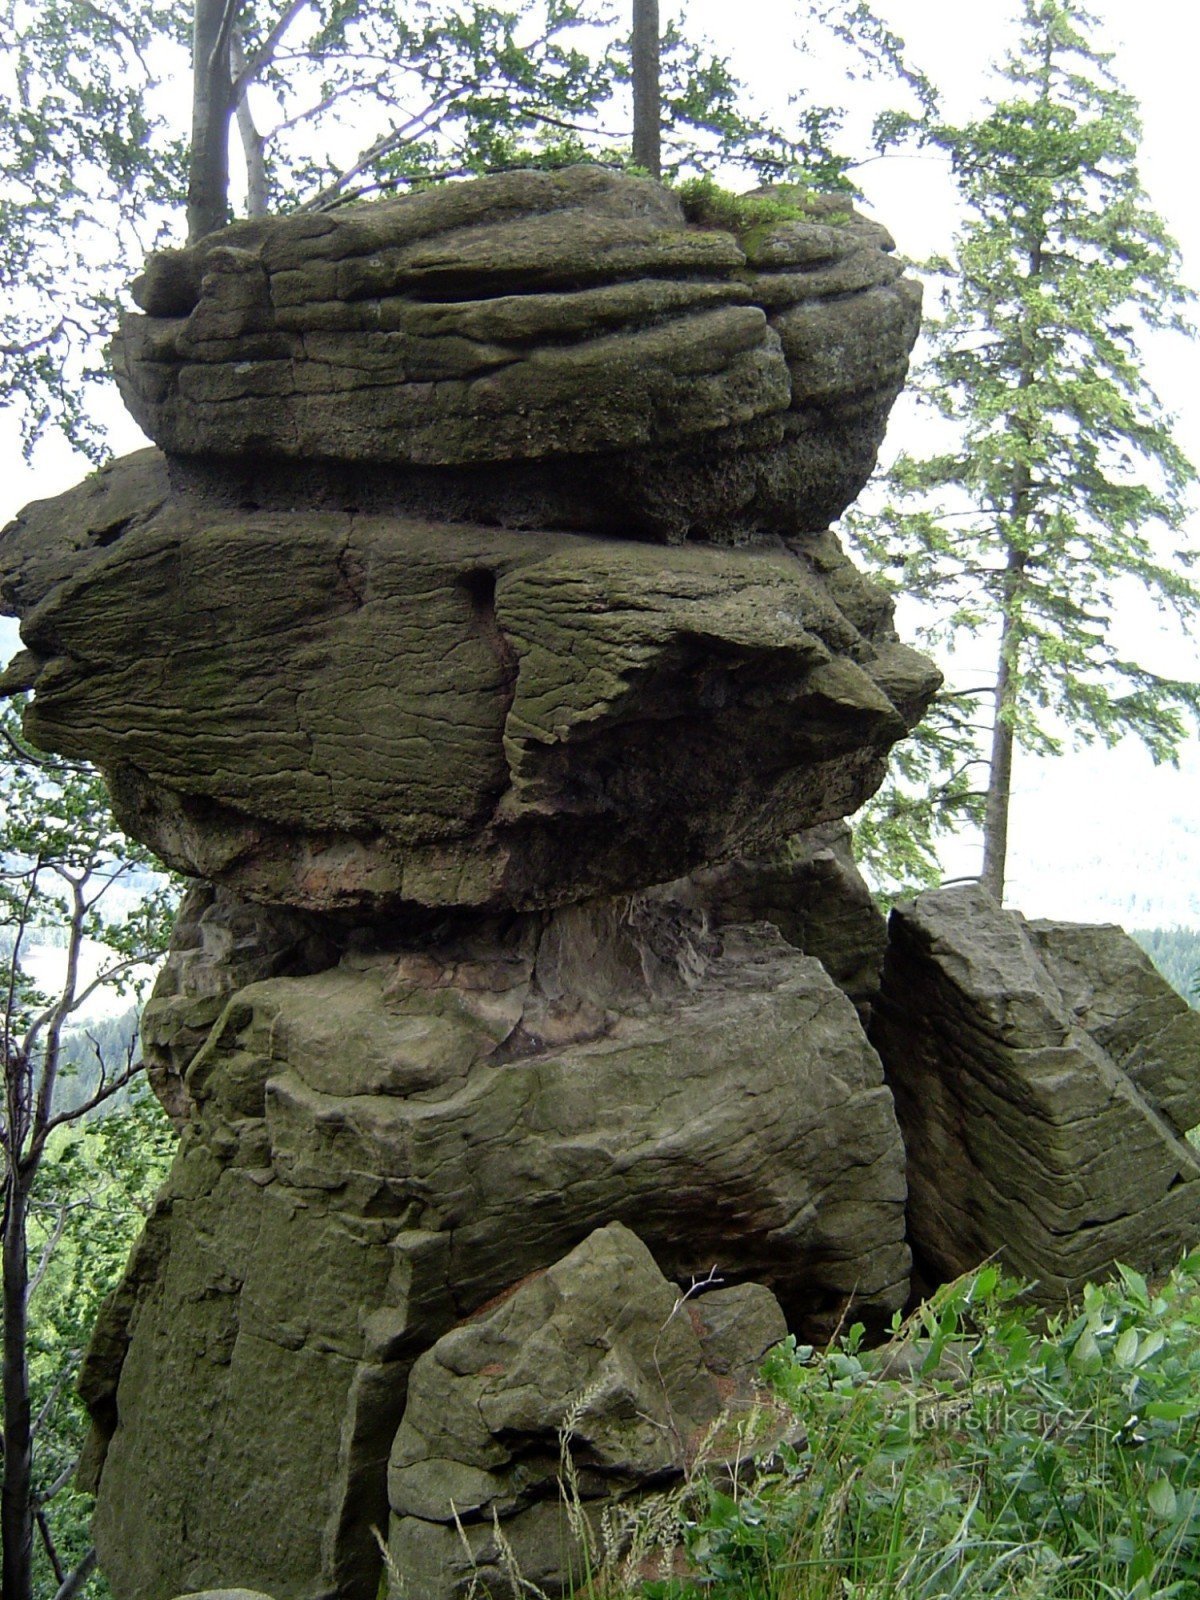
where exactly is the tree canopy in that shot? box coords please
[0,0,931,462]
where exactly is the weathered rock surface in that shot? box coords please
[666,821,887,1021]
[171,1592,277,1600]
[141,882,336,1126]
[82,894,908,1600]
[2,457,937,913]
[111,167,920,542]
[387,1222,785,1600]
[8,168,945,1600]
[872,885,1200,1299]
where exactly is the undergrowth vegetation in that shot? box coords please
[674,174,846,236]
[606,1257,1200,1600]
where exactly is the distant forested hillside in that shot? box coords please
[56,1006,142,1115]
[1132,927,1200,1008]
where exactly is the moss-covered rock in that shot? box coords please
[3,466,938,913]
[85,895,908,1600]
[108,166,919,542]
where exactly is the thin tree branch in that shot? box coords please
[231,27,269,215]
[53,1546,97,1600]
[207,0,241,82]
[230,0,309,102]
[35,1460,79,1509]
[36,1508,65,1587]
[41,1057,143,1143]
[32,1357,77,1440]
[27,1204,67,1301]
[0,322,65,359]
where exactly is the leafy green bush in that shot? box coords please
[650,1257,1200,1599]
[27,1087,176,1599]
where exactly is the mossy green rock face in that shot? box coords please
[872,886,1200,1299]
[387,1223,787,1600]
[82,898,909,1600]
[109,166,920,541]
[3,458,938,913]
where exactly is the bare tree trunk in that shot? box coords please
[188,0,238,241]
[231,29,268,217]
[2,1176,33,1600]
[980,545,1027,903]
[631,0,661,178]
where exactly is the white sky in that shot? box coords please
[2,0,1198,925]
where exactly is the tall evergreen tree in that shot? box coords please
[854,0,1200,903]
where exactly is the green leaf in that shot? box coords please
[1114,1326,1140,1367]
[1147,1477,1178,1520]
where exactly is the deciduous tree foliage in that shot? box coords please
[0,705,177,1600]
[853,0,1199,902]
[2,0,928,456]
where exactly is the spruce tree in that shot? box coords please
[855,0,1200,902]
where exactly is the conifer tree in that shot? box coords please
[855,0,1200,902]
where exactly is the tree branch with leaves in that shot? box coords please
[0,702,178,1600]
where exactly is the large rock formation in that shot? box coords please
[80,894,908,1600]
[872,886,1200,1301]
[0,456,936,912]
[0,166,941,1600]
[16,166,1196,1600]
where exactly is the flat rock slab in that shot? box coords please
[81,900,909,1600]
[388,1222,786,1600]
[110,167,920,541]
[2,461,938,913]
[872,884,1200,1299]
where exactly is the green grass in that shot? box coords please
[674,174,845,237]
[624,1258,1200,1600]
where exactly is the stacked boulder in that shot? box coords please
[1,166,1197,1600]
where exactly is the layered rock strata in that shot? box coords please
[81,894,909,1600]
[0,167,943,1600]
[111,167,920,542]
[1,451,935,914]
[873,886,1200,1301]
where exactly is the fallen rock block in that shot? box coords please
[387,1222,787,1600]
[872,884,1200,1300]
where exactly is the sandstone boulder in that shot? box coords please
[2,460,937,913]
[82,894,908,1600]
[388,1222,786,1600]
[141,882,337,1126]
[872,885,1200,1299]
[110,167,920,542]
[172,1592,277,1600]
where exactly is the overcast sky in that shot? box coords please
[2,0,1197,924]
